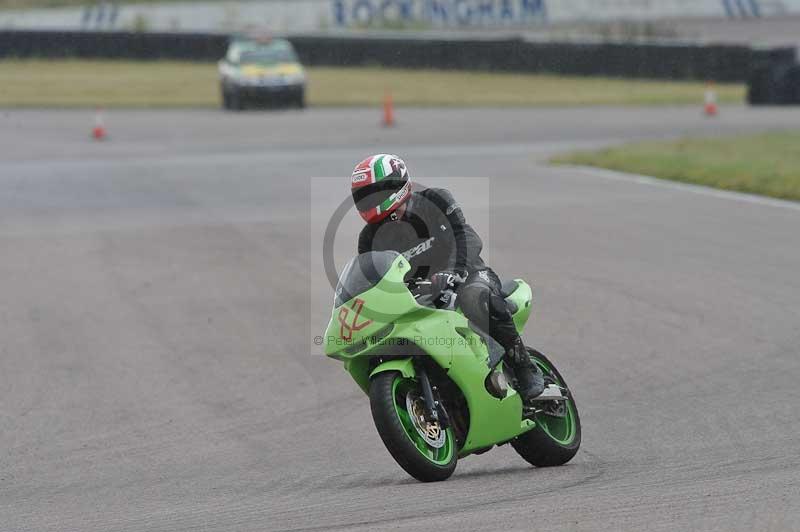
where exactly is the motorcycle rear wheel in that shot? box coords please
[511,349,581,467]
[369,371,457,482]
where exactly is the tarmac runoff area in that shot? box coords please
[1,105,800,531]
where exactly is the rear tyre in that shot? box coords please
[369,371,457,482]
[511,348,581,467]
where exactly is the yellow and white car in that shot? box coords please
[219,36,306,110]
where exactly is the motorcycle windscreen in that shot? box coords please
[335,251,399,307]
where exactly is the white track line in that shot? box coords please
[563,165,800,213]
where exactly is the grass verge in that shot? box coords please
[0,59,745,108]
[552,131,800,201]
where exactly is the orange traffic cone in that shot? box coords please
[704,83,718,117]
[92,108,107,140]
[382,90,395,127]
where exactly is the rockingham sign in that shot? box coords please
[0,0,797,33]
[332,0,548,27]
[331,0,790,27]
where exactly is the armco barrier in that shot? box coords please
[0,30,795,82]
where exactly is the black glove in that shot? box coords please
[430,271,466,307]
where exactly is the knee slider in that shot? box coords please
[458,285,490,321]
[488,293,512,319]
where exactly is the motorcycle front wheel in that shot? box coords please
[369,371,457,482]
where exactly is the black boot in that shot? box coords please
[507,340,545,402]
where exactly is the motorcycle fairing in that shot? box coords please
[324,253,538,454]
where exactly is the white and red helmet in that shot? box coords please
[350,154,411,224]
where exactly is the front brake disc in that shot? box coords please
[405,392,446,448]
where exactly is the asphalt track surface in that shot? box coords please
[2,106,800,532]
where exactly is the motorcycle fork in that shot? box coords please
[416,364,450,429]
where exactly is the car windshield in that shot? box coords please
[335,251,399,307]
[239,45,297,65]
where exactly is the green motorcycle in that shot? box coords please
[323,251,581,482]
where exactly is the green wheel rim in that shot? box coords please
[391,376,455,466]
[533,358,578,445]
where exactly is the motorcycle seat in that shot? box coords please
[500,280,519,298]
[505,299,519,315]
[500,280,520,315]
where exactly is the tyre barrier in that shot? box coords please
[748,61,800,105]
[0,29,796,83]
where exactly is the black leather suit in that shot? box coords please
[357,187,520,351]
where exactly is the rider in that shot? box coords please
[350,154,544,402]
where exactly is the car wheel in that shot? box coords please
[295,90,306,109]
[226,89,244,111]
